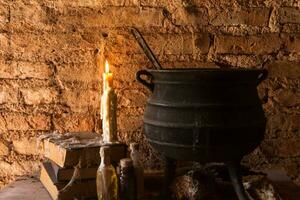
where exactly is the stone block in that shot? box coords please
[0,60,52,80]
[210,7,270,26]
[0,86,18,104]
[118,89,148,107]
[194,32,210,54]
[61,89,100,113]
[60,7,164,28]
[215,34,282,54]
[27,115,51,131]
[285,34,300,53]
[13,138,39,155]
[266,61,300,79]
[266,138,300,158]
[21,88,58,105]
[273,89,300,107]
[0,142,9,156]
[279,7,300,24]
[56,63,100,82]
[53,113,95,132]
[118,112,143,131]
[3,114,29,131]
[4,114,51,131]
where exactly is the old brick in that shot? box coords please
[61,7,164,28]
[27,115,51,131]
[0,33,9,52]
[62,89,100,113]
[285,34,300,53]
[21,88,58,105]
[266,61,300,78]
[171,6,208,27]
[0,142,9,156]
[279,7,300,24]
[13,138,39,155]
[5,114,30,131]
[0,160,39,177]
[215,34,282,54]
[273,89,300,107]
[56,64,100,82]
[4,114,50,131]
[267,138,300,158]
[0,86,18,104]
[53,113,95,132]
[194,32,210,54]
[0,61,52,79]
[118,89,148,107]
[210,7,270,26]
[145,33,194,55]
[0,116,6,131]
[118,112,143,131]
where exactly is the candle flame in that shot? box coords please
[105,60,110,73]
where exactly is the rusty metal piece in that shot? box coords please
[131,27,163,70]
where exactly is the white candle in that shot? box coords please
[101,60,117,143]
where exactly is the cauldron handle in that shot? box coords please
[257,69,268,85]
[136,70,154,92]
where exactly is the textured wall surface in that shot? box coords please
[0,0,300,188]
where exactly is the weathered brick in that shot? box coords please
[118,89,148,107]
[5,114,30,131]
[4,114,51,131]
[0,160,39,177]
[27,115,51,131]
[13,138,39,155]
[0,116,6,131]
[60,7,164,28]
[0,61,52,79]
[210,8,270,26]
[118,112,143,131]
[171,6,208,27]
[21,88,58,105]
[145,33,194,55]
[0,3,9,28]
[273,89,300,107]
[0,33,9,53]
[56,64,100,82]
[194,32,210,54]
[0,142,9,156]
[285,34,300,53]
[53,113,95,132]
[279,7,300,24]
[61,89,100,113]
[215,34,282,54]
[266,138,300,158]
[0,86,18,104]
[266,61,300,78]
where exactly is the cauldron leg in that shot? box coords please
[227,161,250,200]
[162,157,176,199]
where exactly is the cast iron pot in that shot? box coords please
[136,68,268,163]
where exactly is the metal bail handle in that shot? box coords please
[136,70,154,92]
[257,69,268,85]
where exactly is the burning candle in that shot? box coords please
[101,60,118,143]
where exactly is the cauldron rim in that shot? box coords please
[145,67,265,73]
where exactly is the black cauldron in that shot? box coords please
[136,68,268,200]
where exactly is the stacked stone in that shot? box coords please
[0,0,300,189]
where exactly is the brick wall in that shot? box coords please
[0,0,300,188]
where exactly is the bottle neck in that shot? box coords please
[100,154,111,166]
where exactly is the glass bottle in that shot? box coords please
[130,143,144,200]
[97,146,118,200]
[119,158,136,200]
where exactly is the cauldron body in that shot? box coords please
[137,68,267,163]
